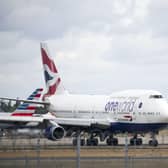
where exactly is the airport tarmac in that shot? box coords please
[0,134,168,168]
[1,146,168,158]
[0,147,168,168]
[0,157,168,168]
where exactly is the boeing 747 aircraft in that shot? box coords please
[1,43,168,146]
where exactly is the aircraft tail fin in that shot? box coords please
[11,88,43,116]
[40,42,65,99]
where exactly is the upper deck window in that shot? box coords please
[149,95,163,99]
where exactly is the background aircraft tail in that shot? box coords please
[40,43,65,100]
[11,88,43,116]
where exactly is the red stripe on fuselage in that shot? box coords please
[11,113,33,116]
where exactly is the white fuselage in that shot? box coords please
[47,89,168,133]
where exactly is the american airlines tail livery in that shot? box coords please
[0,88,43,129]
[1,43,168,146]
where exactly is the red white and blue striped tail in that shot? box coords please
[11,88,43,116]
[40,42,65,100]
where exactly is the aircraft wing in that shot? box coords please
[52,118,111,127]
[0,112,112,128]
[0,115,44,122]
[42,113,112,127]
[0,97,50,106]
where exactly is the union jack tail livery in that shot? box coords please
[40,43,65,99]
[11,88,43,116]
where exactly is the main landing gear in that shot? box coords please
[86,137,99,146]
[72,131,85,146]
[129,133,158,147]
[130,134,142,146]
[72,138,85,146]
[72,134,99,146]
[73,135,119,146]
[106,135,118,146]
[72,131,159,146]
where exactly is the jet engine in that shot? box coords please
[44,123,65,141]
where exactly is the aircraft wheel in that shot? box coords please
[86,138,98,146]
[106,138,112,145]
[130,138,135,145]
[130,138,142,146]
[72,138,76,146]
[72,138,85,146]
[149,139,158,147]
[137,138,142,145]
[93,138,98,146]
[112,138,118,146]
[106,138,118,146]
[80,139,85,146]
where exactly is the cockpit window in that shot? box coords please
[149,95,163,99]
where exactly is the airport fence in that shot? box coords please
[0,135,168,168]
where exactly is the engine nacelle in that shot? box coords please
[44,125,65,141]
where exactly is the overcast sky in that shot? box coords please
[0,0,168,99]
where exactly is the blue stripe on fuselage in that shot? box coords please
[110,122,168,133]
